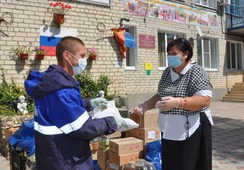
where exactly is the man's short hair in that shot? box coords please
[56,36,84,61]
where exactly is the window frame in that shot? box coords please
[124,25,138,70]
[157,31,185,70]
[224,0,231,14]
[227,41,244,70]
[228,0,243,17]
[195,0,217,9]
[198,37,219,71]
[74,0,111,6]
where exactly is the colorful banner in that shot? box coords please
[39,26,77,56]
[123,0,148,16]
[123,0,219,28]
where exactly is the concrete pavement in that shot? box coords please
[0,101,244,170]
[211,101,244,170]
[0,154,10,170]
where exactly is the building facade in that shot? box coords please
[0,0,243,109]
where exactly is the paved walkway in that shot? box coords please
[0,101,243,170]
[211,101,244,170]
[0,154,9,170]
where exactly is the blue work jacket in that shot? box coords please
[25,65,117,170]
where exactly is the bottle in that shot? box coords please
[124,161,135,170]
[92,138,99,151]
[145,162,156,170]
[134,163,146,170]
[137,159,146,167]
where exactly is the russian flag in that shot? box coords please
[39,26,77,56]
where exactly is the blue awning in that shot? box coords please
[125,32,136,48]
[228,25,244,34]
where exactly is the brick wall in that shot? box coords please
[0,0,243,106]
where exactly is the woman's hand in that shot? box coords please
[133,106,144,115]
[155,96,180,111]
[132,94,162,114]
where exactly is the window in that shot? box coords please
[158,32,184,68]
[75,0,110,6]
[195,0,217,9]
[125,26,137,69]
[197,37,218,69]
[228,0,243,16]
[224,0,231,14]
[227,41,243,70]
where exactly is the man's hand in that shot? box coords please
[155,96,180,111]
[90,97,108,108]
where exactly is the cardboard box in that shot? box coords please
[104,131,121,139]
[109,137,143,155]
[125,128,161,144]
[97,150,109,169]
[130,108,159,128]
[109,151,143,166]
[92,150,97,160]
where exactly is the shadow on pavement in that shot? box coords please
[212,116,244,163]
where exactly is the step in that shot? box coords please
[221,98,244,102]
[223,95,244,99]
[229,87,244,91]
[229,91,244,94]
[234,82,244,86]
[233,83,244,87]
[225,94,244,96]
[222,82,244,102]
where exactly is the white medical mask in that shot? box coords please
[167,55,183,68]
[67,52,87,75]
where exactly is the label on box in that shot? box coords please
[125,128,161,144]
[148,130,155,139]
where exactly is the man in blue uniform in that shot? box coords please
[25,36,118,170]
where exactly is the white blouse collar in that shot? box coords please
[170,64,193,82]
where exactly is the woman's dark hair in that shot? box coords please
[166,38,193,62]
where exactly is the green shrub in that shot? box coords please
[0,68,34,115]
[74,72,116,100]
[75,72,98,98]
[0,69,117,116]
[96,74,116,100]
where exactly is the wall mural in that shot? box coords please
[122,0,219,28]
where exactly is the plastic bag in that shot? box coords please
[146,140,162,170]
[91,100,139,132]
[8,118,35,157]
[11,118,34,139]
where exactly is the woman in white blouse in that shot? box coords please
[134,38,213,170]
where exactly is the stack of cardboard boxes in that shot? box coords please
[108,137,143,169]
[126,108,161,148]
[97,131,122,170]
[96,108,160,170]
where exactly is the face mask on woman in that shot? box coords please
[67,52,87,75]
[167,55,183,68]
